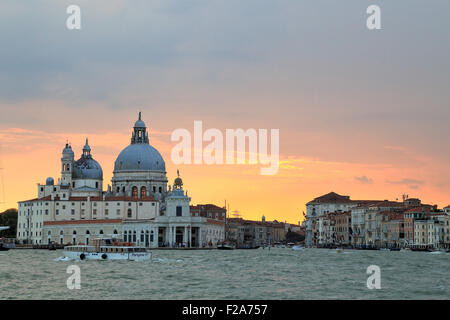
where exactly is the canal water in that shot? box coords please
[0,248,449,299]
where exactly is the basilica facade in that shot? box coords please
[16,113,224,247]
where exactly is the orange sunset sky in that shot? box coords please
[0,1,449,223]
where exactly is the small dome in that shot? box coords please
[62,144,74,156]
[73,157,103,180]
[134,119,146,128]
[46,177,54,186]
[134,112,146,128]
[174,169,183,188]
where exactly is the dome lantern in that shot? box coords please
[131,112,148,144]
[82,138,91,158]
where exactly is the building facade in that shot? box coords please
[17,113,224,247]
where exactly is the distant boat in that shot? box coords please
[217,242,235,250]
[390,248,401,251]
[0,226,10,251]
[336,248,344,253]
[380,248,390,252]
[292,245,304,251]
[49,241,57,251]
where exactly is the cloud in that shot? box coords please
[386,178,424,190]
[386,178,424,185]
[354,175,373,184]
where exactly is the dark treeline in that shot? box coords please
[0,209,17,238]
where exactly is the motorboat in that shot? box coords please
[63,238,151,261]
[217,242,236,250]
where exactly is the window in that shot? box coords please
[159,187,162,193]
[128,209,132,218]
[96,182,99,188]
[105,209,109,215]
[176,206,182,217]
[56,210,59,215]
[141,186,146,198]
[93,209,97,215]
[117,209,121,215]
[132,186,138,198]
[71,209,75,215]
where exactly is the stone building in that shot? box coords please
[17,113,224,247]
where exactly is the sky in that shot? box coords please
[0,0,449,223]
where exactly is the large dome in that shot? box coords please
[73,157,103,180]
[114,143,166,172]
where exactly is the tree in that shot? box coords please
[0,208,17,238]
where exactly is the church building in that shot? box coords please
[16,113,224,247]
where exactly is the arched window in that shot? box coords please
[60,230,64,235]
[113,229,118,234]
[86,230,90,235]
[99,230,104,235]
[67,164,70,171]
[141,186,147,198]
[133,231,136,242]
[132,186,138,198]
[124,231,128,242]
[159,187,162,193]
[141,231,145,242]
[73,230,77,235]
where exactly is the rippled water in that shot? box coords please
[0,248,449,299]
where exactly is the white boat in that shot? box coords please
[63,238,151,261]
[336,248,344,253]
[380,248,390,252]
[292,245,304,251]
